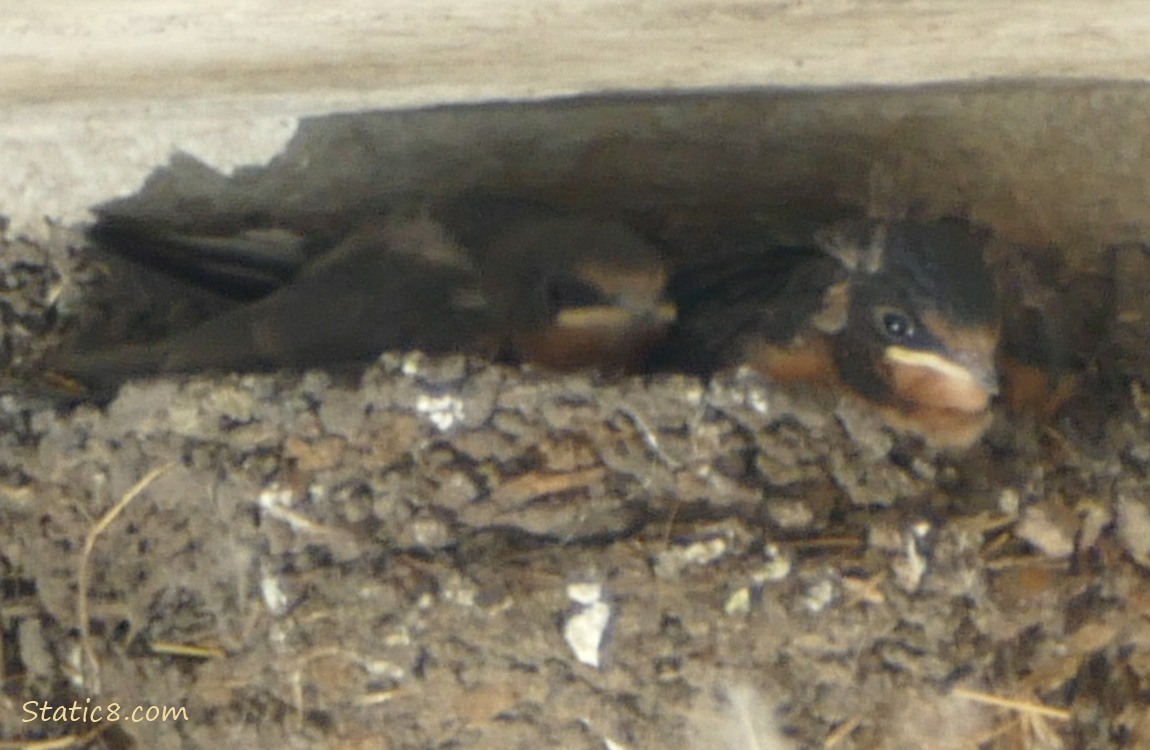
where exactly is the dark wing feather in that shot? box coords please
[652,240,843,374]
[87,215,311,300]
[49,223,497,393]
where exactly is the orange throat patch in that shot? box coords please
[747,336,997,450]
[879,346,997,449]
[882,349,994,415]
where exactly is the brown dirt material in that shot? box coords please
[3,228,1150,750]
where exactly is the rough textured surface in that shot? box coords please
[2,210,1150,749]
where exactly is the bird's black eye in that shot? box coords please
[544,276,602,314]
[874,307,915,340]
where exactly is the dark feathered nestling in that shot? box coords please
[655,217,1001,448]
[44,196,676,397]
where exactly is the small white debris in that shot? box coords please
[363,659,407,682]
[747,389,770,416]
[724,587,752,616]
[415,394,465,431]
[565,583,611,668]
[1017,502,1077,559]
[654,537,730,579]
[998,488,1021,516]
[565,601,612,668]
[261,572,289,615]
[400,353,423,376]
[603,738,631,750]
[753,544,792,583]
[258,486,293,510]
[802,578,836,613]
[65,644,85,690]
[257,486,323,533]
[892,527,929,593]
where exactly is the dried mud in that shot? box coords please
[2,222,1150,750]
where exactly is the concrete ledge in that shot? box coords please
[7,1,1150,105]
[3,1,1150,239]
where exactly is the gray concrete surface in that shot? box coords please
[2,2,1150,239]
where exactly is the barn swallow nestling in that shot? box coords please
[656,217,1002,449]
[40,196,676,398]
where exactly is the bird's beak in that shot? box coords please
[526,297,676,372]
[884,342,999,413]
[554,299,677,331]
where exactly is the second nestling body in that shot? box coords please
[45,195,677,396]
[43,199,1002,449]
[654,217,1001,449]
